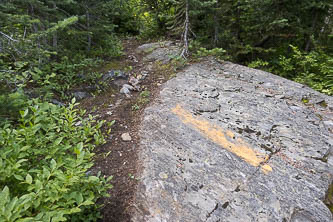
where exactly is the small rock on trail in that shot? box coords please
[102,70,127,81]
[120,84,134,97]
[73,91,91,101]
[121,133,132,142]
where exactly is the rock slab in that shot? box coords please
[136,41,181,64]
[133,58,333,221]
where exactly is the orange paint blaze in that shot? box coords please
[171,105,272,173]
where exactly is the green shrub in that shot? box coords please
[188,40,229,60]
[194,47,228,60]
[91,35,124,58]
[0,90,28,124]
[285,46,333,95]
[248,45,333,95]
[248,59,272,71]
[0,99,111,221]
[139,90,150,98]
[46,56,104,99]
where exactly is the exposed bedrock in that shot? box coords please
[133,48,333,221]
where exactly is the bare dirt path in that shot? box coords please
[78,38,177,222]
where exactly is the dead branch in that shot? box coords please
[0,31,18,42]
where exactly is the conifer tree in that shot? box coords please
[168,0,217,58]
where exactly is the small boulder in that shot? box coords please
[73,91,90,101]
[120,84,134,97]
[51,99,65,106]
[102,70,127,81]
[129,76,140,87]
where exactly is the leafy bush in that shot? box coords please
[248,45,333,95]
[0,90,28,125]
[0,99,111,221]
[44,56,104,99]
[91,35,124,58]
[248,59,272,71]
[193,47,229,60]
[0,52,106,100]
[166,55,187,71]
[280,46,333,95]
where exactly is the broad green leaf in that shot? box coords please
[14,174,24,181]
[50,159,57,171]
[81,200,94,206]
[76,193,83,204]
[69,207,81,214]
[35,180,43,191]
[0,186,10,207]
[54,137,63,145]
[26,174,32,184]
[43,167,51,179]
[7,197,18,212]
[23,109,29,117]
[17,218,35,222]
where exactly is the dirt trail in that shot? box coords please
[78,39,177,222]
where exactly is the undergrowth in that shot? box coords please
[248,45,333,95]
[0,99,111,221]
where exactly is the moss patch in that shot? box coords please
[325,182,333,214]
[96,59,130,74]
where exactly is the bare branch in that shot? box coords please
[0,31,18,42]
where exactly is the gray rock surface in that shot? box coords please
[72,91,91,101]
[136,41,173,53]
[102,70,127,81]
[136,41,181,64]
[133,58,333,221]
[50,99,65,106]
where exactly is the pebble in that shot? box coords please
[137,74,144,80]
[142,71,149,76]
[121,133,132,142]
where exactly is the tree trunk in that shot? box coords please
[86,10,91,52]
[213,14,219,47]
[52,32,57,48]
[181,0,189,58]
[321,7,332,34]
[33,23,42,64]
[305,10,319,52]
[52,3,57,49]
[213,1,219,47]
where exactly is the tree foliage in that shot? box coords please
[142,0,333,93]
